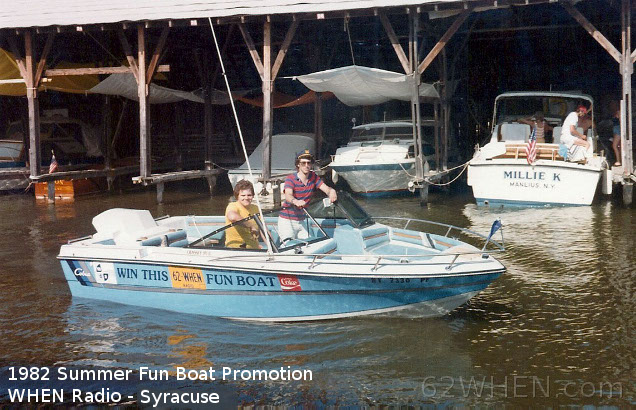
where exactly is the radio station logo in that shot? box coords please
[278,275,302,291]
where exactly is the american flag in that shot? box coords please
[48,151,58,173]
[525,126,537,164]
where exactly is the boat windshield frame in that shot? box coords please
[185,192,374,251]
[304,191,375,229]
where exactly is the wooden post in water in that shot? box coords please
[620,0,633,205]
[137,25,151,180]
[262,20,273,194]
[19,31,42,178]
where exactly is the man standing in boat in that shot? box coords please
[560,104,592,159]
[278,150,337,241]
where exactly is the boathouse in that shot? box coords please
[0,0,633,203]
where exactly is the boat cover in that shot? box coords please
[235,133,315,170]
[295,65,439,106]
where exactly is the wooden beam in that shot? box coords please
[44,65,169,77]
[418,6,473,75]
[118,29,139,82]
[379,12,410,74]
[271,18,299,80]
[137,24,151,178]
[34,33,54,86]
[24,31,42,177]
[262,21,273,183]
[7,36,28,80]
[631,48,636,64]
[561,1,621,64]
[146,26,169,84]
[238,23,264,80]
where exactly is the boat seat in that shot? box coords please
[553,126,563,143]
[140,229,187,247]
[332,225,390,255]
[500,123,531,142]
[309,238,339,258]
[390,228,427,247]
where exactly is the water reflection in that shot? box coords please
[0,190,632,406]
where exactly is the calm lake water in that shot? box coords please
[0,181,633,407]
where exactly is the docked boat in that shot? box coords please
[0,114,103,193]
[58,193,505,321]
[467,92,608,206]
[227,132,314,194]
[329,120,435,196]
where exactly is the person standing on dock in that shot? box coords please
[278,150,337,242]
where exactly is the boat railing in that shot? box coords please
[202,249,501,273]
[371,216,505,252]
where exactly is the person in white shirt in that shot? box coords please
[560,105,591,151]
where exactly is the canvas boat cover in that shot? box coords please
[296,65,439,106]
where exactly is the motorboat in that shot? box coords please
[227,132,315,194]
[467,92,609,206]
[329,120,435,196]
[0,113,103,192]
[58,192,505,322]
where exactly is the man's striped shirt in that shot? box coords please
[280,171,323,220]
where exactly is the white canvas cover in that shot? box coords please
[295,65,439,106]
[236,133,315,170]
[89,73,239,104]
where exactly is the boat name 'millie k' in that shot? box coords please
[503,171,560,181]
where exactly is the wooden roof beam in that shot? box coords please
[7,35,28,80]
[418,5,474,75]
[379,12,410,74]
[561,1,621,64]
[44,65,169,76]
[118,28,140,82]
[238,22,264,80]
[146,26,169,84]
[271,18,299,80]
[34,33,54,86]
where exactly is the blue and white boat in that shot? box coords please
[58,193,505,322]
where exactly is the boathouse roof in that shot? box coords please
[0,0,532,29]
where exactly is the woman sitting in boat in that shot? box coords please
[278,150,337,241]
[225,179,261,249]
[517,111,553,143]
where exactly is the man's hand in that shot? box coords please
[328,189,338,204]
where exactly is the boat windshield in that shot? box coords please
[350,125,412,142]
[494,96,589,126]
[305,192,374,229]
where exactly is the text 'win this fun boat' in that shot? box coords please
[58,193,505,321]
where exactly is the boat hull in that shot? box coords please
[467,159,601,206]
[60,259,501,321]
[330,161,415,195]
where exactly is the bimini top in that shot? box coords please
[495,91,593,104]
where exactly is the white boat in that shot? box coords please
[329,121,435,197]
[227,132,314,194]
[58,192,506,322]
[467,92,608,206]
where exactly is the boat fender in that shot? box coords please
[332,169,338,183]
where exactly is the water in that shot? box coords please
[0,185,633,407]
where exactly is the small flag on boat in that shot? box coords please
[486,219,502,242]
[525,126,537,164]
[48,150,58,173]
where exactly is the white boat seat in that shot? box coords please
[332,225,390,254]
[500,123,531,142]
